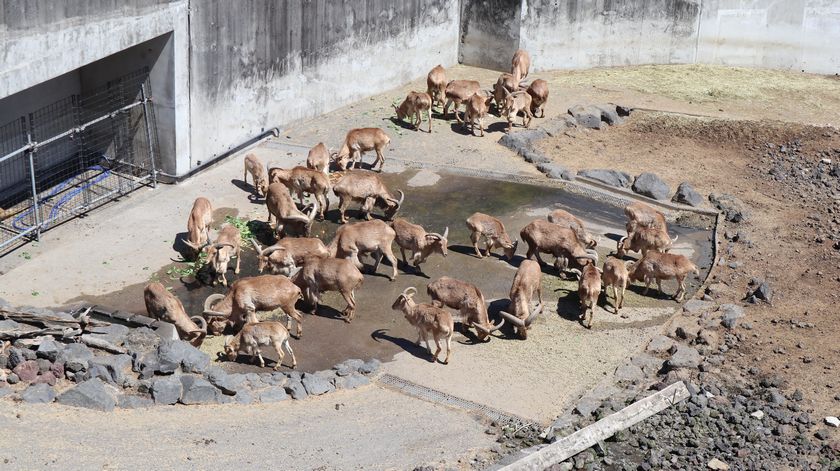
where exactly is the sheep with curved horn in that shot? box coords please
[333,170,405,223]
[391,286,454,364]
[144,282,207,347]
[498,259,544,339]
[267,165,330,220]
[426,277,504,342]
[521,219,599,275]
[201,275,304,337]
[465,212,518,260]
[202,224,242,286]
[183,197,212,257]
[392,218,448,272]
[265,182,318,237]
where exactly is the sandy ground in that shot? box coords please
[0,386,497,470]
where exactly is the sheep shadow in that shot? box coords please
[371,328,437,362]
[449,122,478,137]
[486,121,509,133]
[396,260,431,279]
[230,179,263,203]
[307,303,347,322]
[388,116,422,132]
[171,231,198,261]
[448,244,515,265]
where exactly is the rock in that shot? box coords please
[235,389,255,405]
[284,379,308,400]
[0,387,11,398]
[359,359,381,376]
[7,347,28,369]
[709,193,750,223]
[123,327,160,355]
[594,104,623,126]
[36,358,51,373]
[536,163,574,181]
[181,345,210,374]
[0,353,7,370]
[632,173,671,200]
[683,299,713,315]
[88,354,132,385]
[6,373,19,384]
[32,371,57,386]
[57,378,117,411]
[667,346,702,370]
[302,372,334,396]
[750,410,765,420]
[568,105,603,129]
[13,360,39,382]
[58,344,93,372]
[719,304,745,329]
[36,339,63,362]
[151,376,182,405]
[179,375,220,405]
[574,396,602,417]
[117,394,154,409]
[672,182,703,207]
[614,364,645,384]
[826,416,840,427]
[246,373,266,389]
[577,169,632,188]
[86,324,130,346]
[747,282,772,304]
[21,383,55,403]
[156,340,189,374]
[630,353,664,374]
[210,372,247,396]
[334,372,371,390]
[259,387,288,403]
[707,458,729,470]
[647,335,676,354]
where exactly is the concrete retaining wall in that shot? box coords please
[188,0,459,164]
[462,0,840,74]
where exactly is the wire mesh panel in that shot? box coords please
[0,67,159,255]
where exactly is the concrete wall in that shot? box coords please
[696,0,840,74]
[188,0,459,165]
[461,0,840,74]
[519,0,701,71]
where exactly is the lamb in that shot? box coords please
[243,153,269,197]
[391,218,448,271]
[328,219,399,281]
[617,223,678,257]
[203,274,304,337]
[184,197,212,256]
[332,170,404,223]
[292,255,364,322]
[502,90,533,132]
[203,224,242,286]
[333,128,391,172]
[627,251,699,302]
[464,92,492,137]
[392,287,454,364]
[526,79,549,118]
[601,256,630,314]
[570,264,602,329]
[223,321,296,370]
[465,212,518,260]
[520,219,598,271]
[492,73,520,115]
[394,91,432,133]
[426,276,504,342]
[268,166,330,220]
[498,259,543,339]
[426,64,447,110]
[265,182,317,237]
[307,142,331,174]
[443,79,481,123]
[252,237,329,275]
[547,208,597,249]
[144,282,207,347]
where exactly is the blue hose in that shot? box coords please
[12,164,112,231]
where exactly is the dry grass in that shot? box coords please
[544,64,840,110]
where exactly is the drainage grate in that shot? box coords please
[378,373,530,426]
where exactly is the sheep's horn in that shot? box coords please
[499,310,525,327]
[307,199,318,222]
[670,234,679,244]
[250,238,263,253]
[203,294,228,317]
[224,335,232,347]
[474,317,505,335]
[442,226,449,240]
[568,268,583,279]
[582,248,599,264]
[213,243,235,250]
[395,190,405,209]
[260,245,286,257]
[190,316,208,334]
[401,287,417,297]
[524,302,543,327]
[183,239,203,250]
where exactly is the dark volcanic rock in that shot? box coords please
[577,169,632,188]
[632,172,671,200]
[672,182,703,207]
[57,378,116,411]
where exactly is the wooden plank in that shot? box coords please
[501,381,690,471]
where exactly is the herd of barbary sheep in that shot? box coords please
[141,50,699,370]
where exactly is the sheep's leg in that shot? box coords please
[338,197,350,224]
[360,197,376,221]
[381,244,399,281]
[443,99,452,120]
[432,336,442,362]
[478,116,484,137]
[341,289,356,322]
[453,100,464,123]
[415,331,423,346]
[675,276,686,302]
[470,231,484,258]
[284,302,303,338]
[484,238,494,257]
[443,332,452,364]
[256,349,266,368]
[618,282,626,309]
[399,247,408,265]
[283,338,296,369]
[374,148,385,172]
[427,108,432,133]
[272,340,285,370]
[642,276,651,295]
[235,247,241,274]
[656,278,664,298]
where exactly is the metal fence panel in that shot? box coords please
[0,67,159,255]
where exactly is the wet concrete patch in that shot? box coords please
[71,170,713,380]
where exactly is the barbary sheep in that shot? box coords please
[426,276,504,342]
[144,282,207,347]
[224,321,296,370]
[465,212,518,260]
[391,218,448,271]
[333,128,391,172]
[203,275,304,337]
[628,251,699,302]
[392,287,454,364]
[498,259,543,339]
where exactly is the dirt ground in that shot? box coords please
[540,110,840,437]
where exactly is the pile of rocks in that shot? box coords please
[1,303,380,411]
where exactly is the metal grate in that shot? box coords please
[378,373,530,426]
[0,68,158,254]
